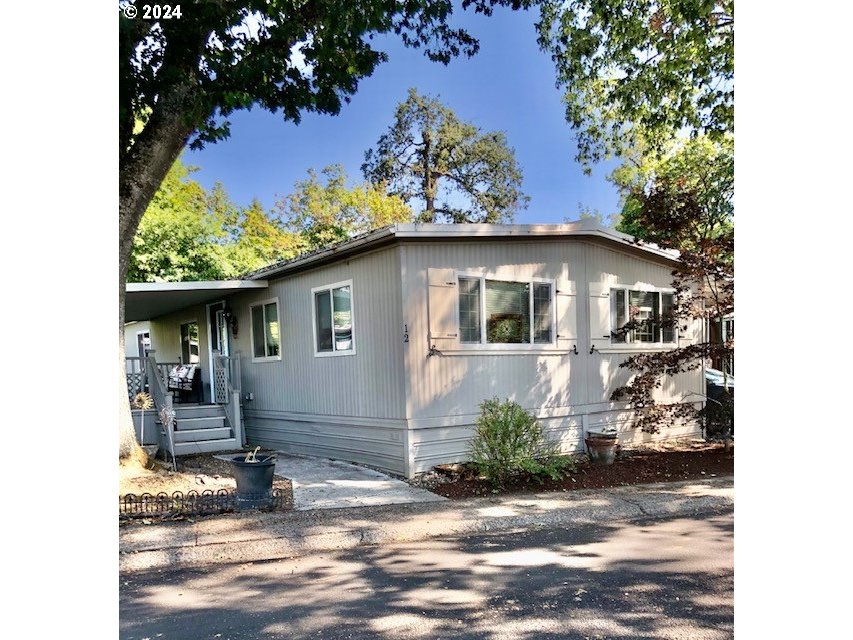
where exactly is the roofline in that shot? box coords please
[126,280,269,292]
[247,221,680,281]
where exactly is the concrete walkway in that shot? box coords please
[218,451,446,510]
[273,452,446,510]
[119,476,734,573]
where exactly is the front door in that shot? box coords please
[207,301,230,402]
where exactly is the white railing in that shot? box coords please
[212,350,244,447]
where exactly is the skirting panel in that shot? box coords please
[243,411,408,476]
[409,409,703,475]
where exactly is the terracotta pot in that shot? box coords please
[585,436,619,465]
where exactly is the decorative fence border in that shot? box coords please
[119,489,288,519]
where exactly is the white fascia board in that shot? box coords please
[249,221,679,280]
[126,280,269,293]
[391,222,679,261]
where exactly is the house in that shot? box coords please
[124,221,705,477]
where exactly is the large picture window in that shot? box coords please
[458,276,554,346]
[610,288,676,344]
[312,281,355,355]
[251,300,280,360]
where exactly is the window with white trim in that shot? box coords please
[458,276,555,345]
[313,281,355,355]
[250,300,280,359]
[610,288,676,344]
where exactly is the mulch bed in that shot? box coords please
[119,450,293,517]
[410,441,733,500]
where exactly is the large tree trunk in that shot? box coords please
[118,85,198,459]
[420,131,437,223]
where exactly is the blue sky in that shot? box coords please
[185,4,622,224]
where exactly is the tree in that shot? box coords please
[129,158,236,282]
[536,0,734,169]
[129,159,300,282]
[119,1,524,459]
[608,136,733,434]
[226,199,303,274]
[611,135,733,242]
[362,88,529,223]
[277,165,412,253]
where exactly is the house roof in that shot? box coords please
[246,220,680,282]
[124,280,269,322]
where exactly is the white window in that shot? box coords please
[312,280,355,356]
[458,276,555,346]
[250,299,281,360]
[610,287,676,344]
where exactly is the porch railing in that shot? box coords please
[212,350,244,447]
[125,357,146,400]
[126,356,181,400]
[145,352,176,468]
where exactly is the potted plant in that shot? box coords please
[230,447,277,510]
[584,428,619,465]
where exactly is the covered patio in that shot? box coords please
[124,279,268,455]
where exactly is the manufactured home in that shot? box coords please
[124,221,705,477]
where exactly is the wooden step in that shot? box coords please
[171,404,225,419]
[174,427,232,443]
[171,438,242,456]
[174,416,226,431]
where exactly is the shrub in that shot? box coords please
[700,390,734,439]
[469,398,575,487]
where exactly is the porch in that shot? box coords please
[125,279,269,458]
[127,351,244,457]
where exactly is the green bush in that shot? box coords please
[469,398,575,487]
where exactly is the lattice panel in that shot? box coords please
[213,360,229,404]
[126,373,144,399]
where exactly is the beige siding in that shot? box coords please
[123,321,151,358]
[148,304,212,401]
[224,247,408,471]
[138,237,704,477]
[401,240,704,474]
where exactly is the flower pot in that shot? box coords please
[585,436,619,465]
[230,454,277,510]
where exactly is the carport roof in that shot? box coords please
[124,280,268,322]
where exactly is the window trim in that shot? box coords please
[608,284,678,347]
[456,271,557,351]
[249,297,282,363]
[311,279,357,358]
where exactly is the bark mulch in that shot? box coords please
[408,440,733,499]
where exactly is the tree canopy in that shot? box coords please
[611,135,733,247]
[609,135,734,434]
[129,157,301,282]
[362,88,528,223]
[277,165,413,253]
[536,0,734,169]
[121,0,527,241]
